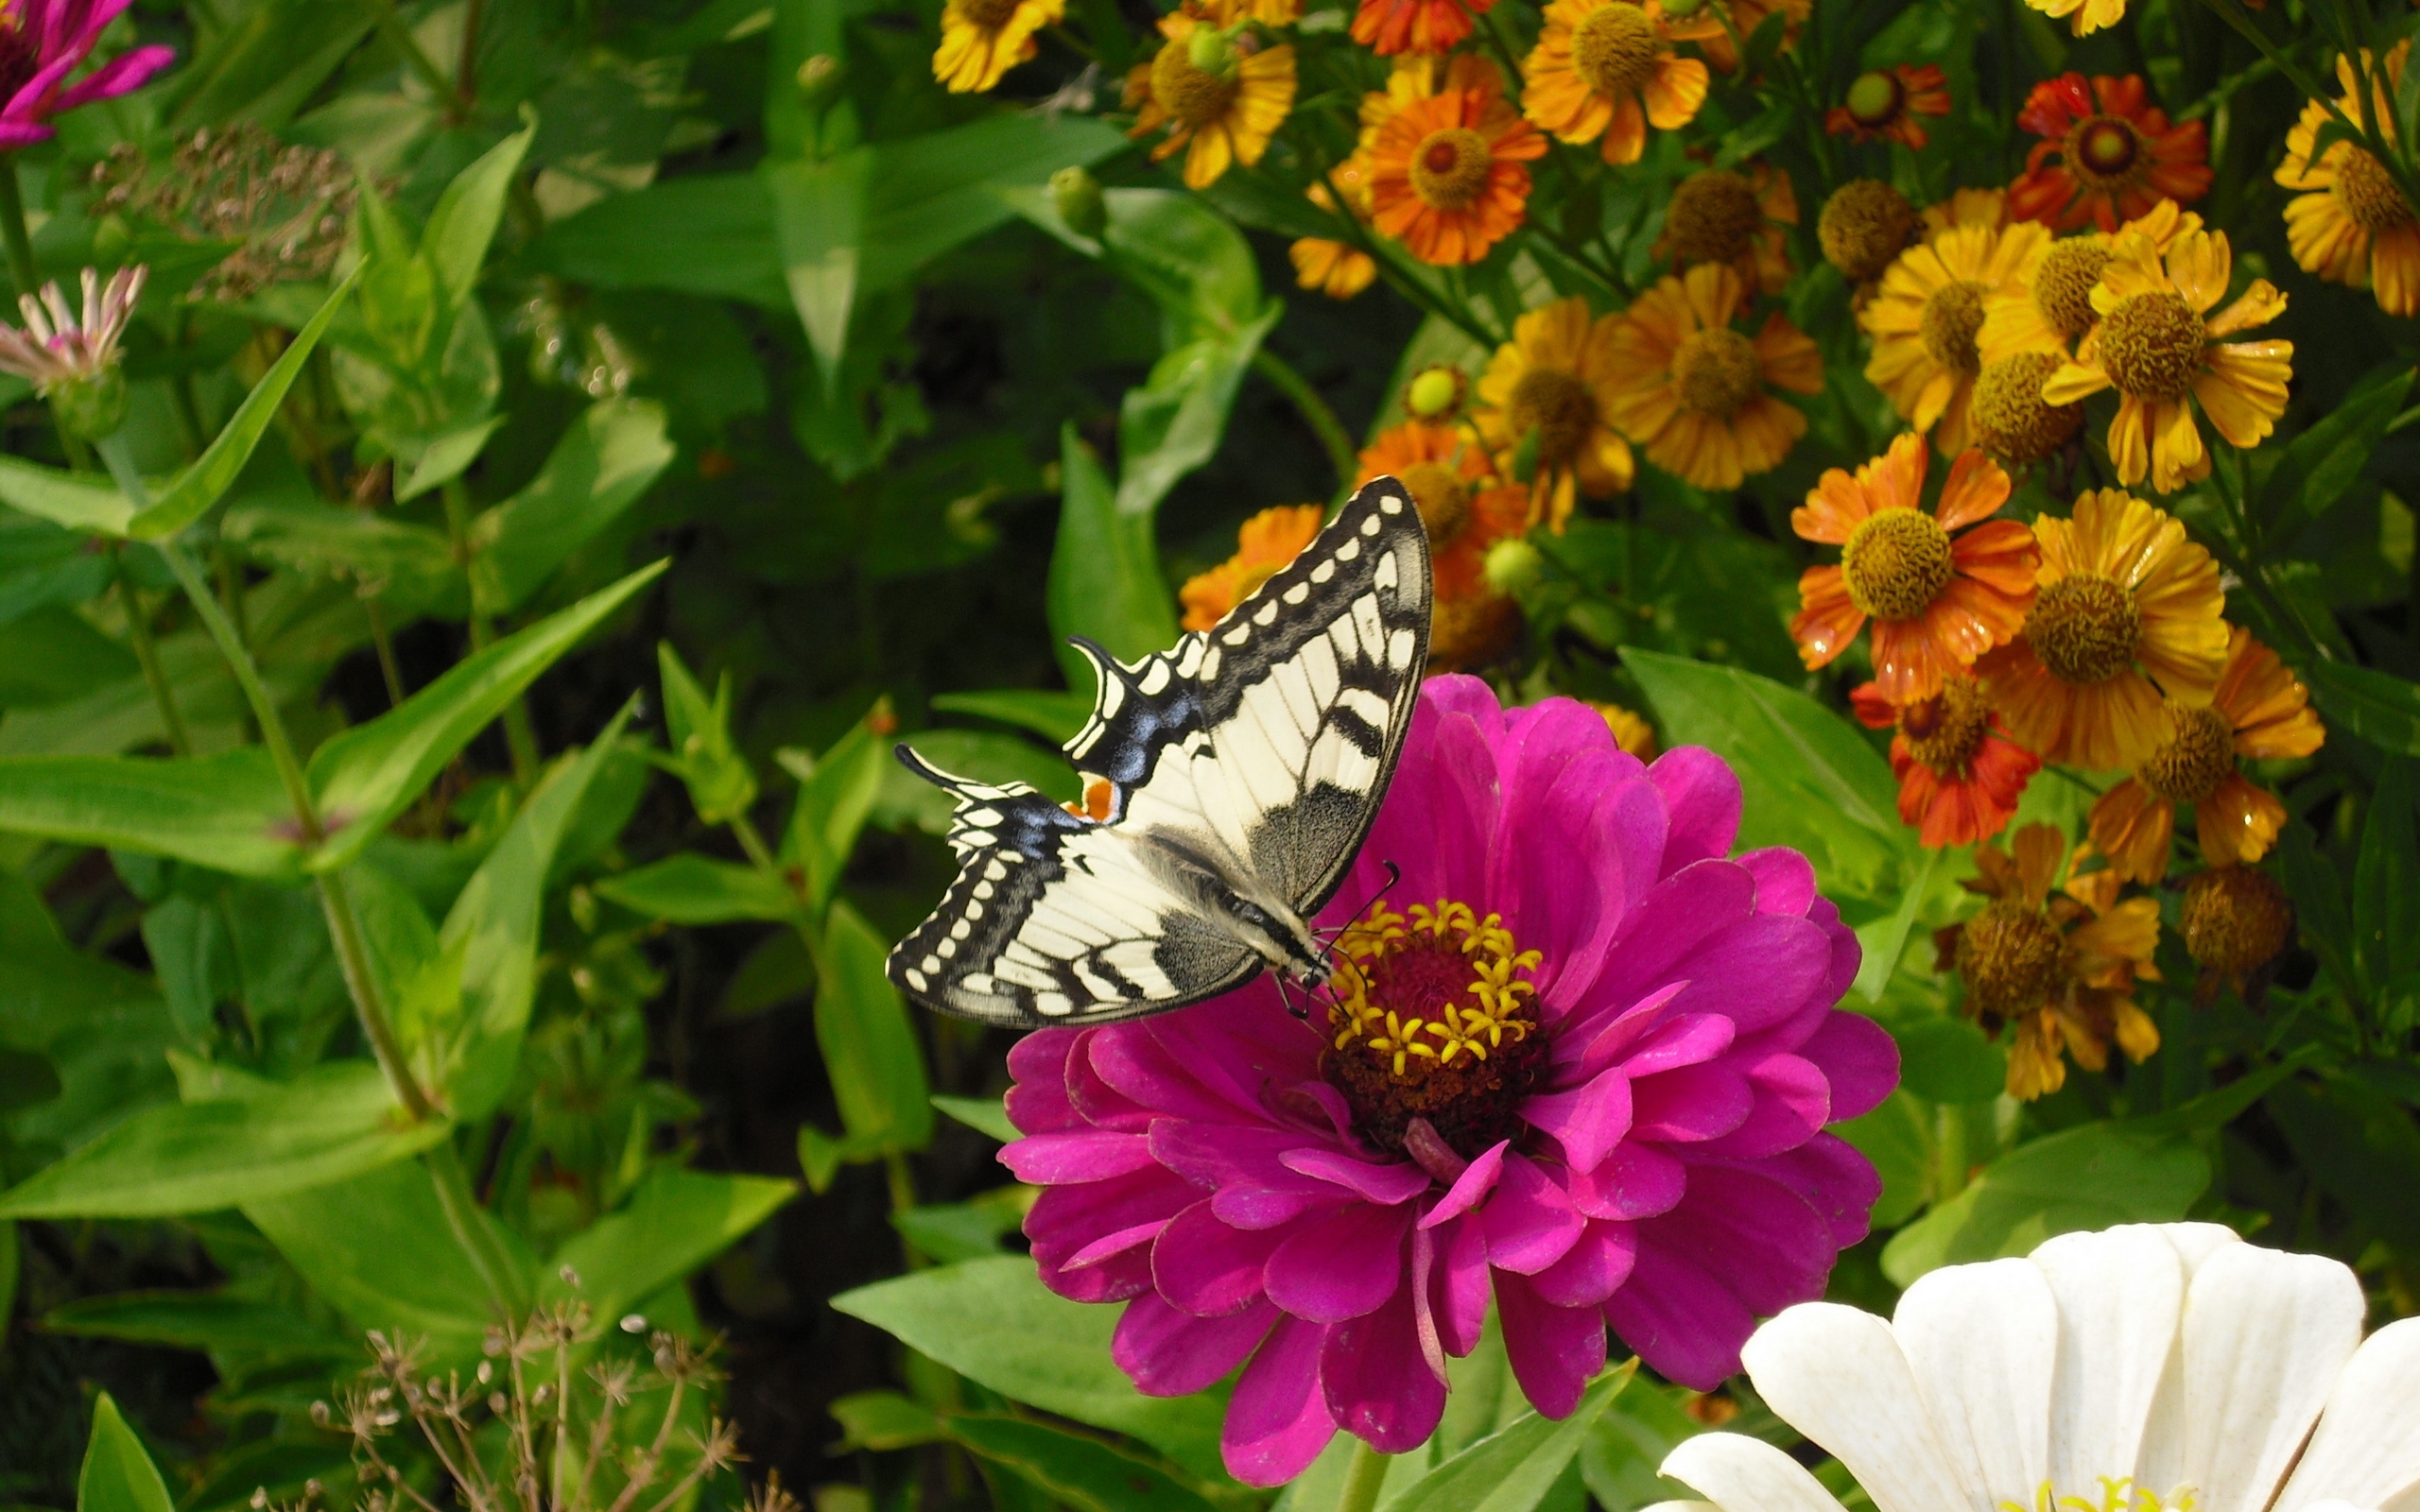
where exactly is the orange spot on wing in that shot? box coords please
[1083,779,1115,821]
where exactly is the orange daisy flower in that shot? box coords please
[1359,423,1530,670]
[1688,0,1808,71]
[1853,675,2041,847]
[1978,488,2229,770]
[1351,0,1495,54]
[1826,65,1950,148]
[1603,263,1821,490]
[1292,155,1377,300]
[1977,198,2202,365]
[1180,505,1323,629]
[1472,296,1634,527]
[1652,162,1797,294]
[1936,824,2160,1101]
[1519,0,1710,166]
[1367,69,1545,266]
[2009,74,2211,232]
[933,0,1065,92]
[1922,186,2012,237]
[1859,217,2051,456]
[1125,11,1297,190]
[1789,434,2039,704]
[2276,44,2420,318]
[2086,627,2326,883]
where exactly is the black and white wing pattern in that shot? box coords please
[888,476,1433,1027]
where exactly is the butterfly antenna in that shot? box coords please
[1314,860,1406,947]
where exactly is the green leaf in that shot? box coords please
[894,1188,1031,1263]
[164,0,378,128]
[1389,1363,1635,1512]
[436,705,638,1120]
[655,641,758,825]
[1115,307,1281,523]
[0,749,300,877]
[2261,365,2411,533]
[595,852,797,924]
[0,1059,448,1219]
[783,706,891,915]
[932,1093,1018,1143]
[764,151,867,390]
[856,114,1129,295]
[0,608,137,708]
[1837,1090,1930,1229]
[45,1289,352,1356]
[541,1167,796,1322]
[530,174,788,308]
[1625,649,1915,900]
[306,560,667,869]
[1047,425,1179,694]
[78,1394,173,1512]
[0,455,135,536]
[2355,756,2420,1001]
[128,270,359,541]
[1879,1123,2210,1285]
[817,900,934,1153]
[930,690,1091,745]
[1852,847,1936,1002]
[1578,1379,1703,1512]
[1890,1015,2006,1104]
[832,1256,1227,1483]
[2306,661,2420,755]
[2267,1074,2420,1255]
[422,124,536,309]
[830,1391,945,1452]
[943,1415,1221,1512]
[468,399,675,612]
[394,416,508,503]
[2277,820,2357,993]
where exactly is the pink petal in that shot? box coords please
[999,1129,1157,1184]
[1692,1053,1832,1160]
[1005,1028,1081,1133]
[1753,1132,1885,1247]
[1529,1218,1638,1307]
[1281,1146,1430,1205]
[1322,1275,1450,1452]
[1115,1293,1273,1396]
[55,43,175,112]
[1630,1060,1754,1142]
[1496,1269,1607,1418]
[1604,1235,1755,1389]
[1661,913,1835,1035]
[1420,1138,1508,1227]
[1648,747,1742,875]
[1520,1065,1633,1170]
[1567,1143,1686,1219]
[1067,1030,1156,1131]
[1737,846,1818,917]
[1562,980,1692,1077]
[1222,1314,1339,1486]
[1583,861,1757,1019]
[1798,1009,1900,1122]
[1063,1219,1167,1269]
[1479,1154,1585,1275]
[1264,1200,1414,1322]
[1153,1200,1282,1316]
[1428,1212,1492,1356]
[1592,1009,1734,1082]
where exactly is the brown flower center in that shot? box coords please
[1841,507,1955,621]
[2138,701,2235,803]
[2068,116,2142,187]
[2182,867,2293,977]
[959,0,1027,28]
[1845,70,1903,127]
[1956,899,2069,1022]
[1972,352,2084,465]
[1899,674,1994,777]
[1819,180,1917,284]
[0,14,38,102]
[1411,128,1494,211]
[2026,571,2141,686]
[1323,901,1549,1160]
[2031,237,2113,341]
[1920,280,1989,378]
[1671,326,1762,417]
[2335,146,2417,232]
[1664,170,1764,265]
[1150,38,1241,128]
[2097,291,2204,402]
[1571,1,1661,98]
[1507,367,1599,470]
[1401,461,1474,546]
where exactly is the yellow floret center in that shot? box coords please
[1571,1,1661,97]
[2070,118,2144,185]
[1412,127,1494,211]
[1900,674,1995,777]
[1401,460,1474,547]
[2027,571,2142,686]
[1841,507,1956,621]
[2182,868,2293,976]
[1671,326,1762,417]
[1665,170,1764,265]
[1957,900,2067,1020]
[1819,180,1917,283]
[2139,701,2236,803]
[1920,280,1989,378]
[2032,237,2114,340]
[2098,291,2205,402]
[958,0,1027,27]
[1972,352,2084,465]
[1508,366,1599,469]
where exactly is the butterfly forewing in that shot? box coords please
[888,477,1432,1026]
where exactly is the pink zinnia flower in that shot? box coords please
[0,0,173,149]
[1001,678,1898,1486]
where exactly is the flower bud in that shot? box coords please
[50,367,127,440]
[1050,164,1107,240]
[1404,363,1466,421]
[1844,71,1899,125]
[797,53,840,101]
[1483,536,1543,595]
[1186,25,1237,77]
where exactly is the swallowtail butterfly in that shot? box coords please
[888,476,1434,1026]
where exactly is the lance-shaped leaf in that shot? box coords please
[0,748,301,876]
[306,559,666,870]
[0,455,135,536]
[128,269,359,540]
[468,398,675,612]
[78,1393,174,1512]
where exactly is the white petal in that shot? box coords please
[2173,1243,2364,1512]
[2160,1223,2245,1278]
[2274,1318,2420,1512]
[1895,1258,2056,1507]
[2030,1225,2187,1499]
[1641,1502,1727,1512]
[1742,1302,1979,1512]
[1664,1435,1858,1512]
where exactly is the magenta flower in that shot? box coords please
[0,0,173,149]
[1001,678,1898,1486]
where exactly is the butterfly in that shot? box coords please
[887,475,1433,1027]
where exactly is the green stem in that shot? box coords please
[885,1149,925,1270]
[1935,1104,1971,1203]
[1251,348,1360,498]
[115,555,192,757]
[0,153,37,301]
[320,866,438,1122]
[424,1136,529,1314]
[442,477,539,782]
[1336,1439,1392,1512]
[156,533,320,828]
[366,594,407,708]
[1313,166,1498,348]
[378,1,466,112]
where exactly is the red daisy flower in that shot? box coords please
[2009,74,2210,232]
[1852,676,2041,848]
[1351,0,1495,55]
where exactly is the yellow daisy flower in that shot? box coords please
[932,0,1066,93]
[1652,163,1797,295]
[1604,262,1823,490]
[2276,43,2420,318]
[1860,217,2051,457]
[2041,228,2292,493]
[1921,186,2011,237]
[1978,488,2229,770]
[1472,295,1634,529]
[1125,9,1296,189]
[1978,198,2201,365]
[1518,0,1710,166]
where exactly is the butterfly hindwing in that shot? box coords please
[889,477,1432,1025]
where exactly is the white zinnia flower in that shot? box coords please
[1654,1224,2420,1512]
